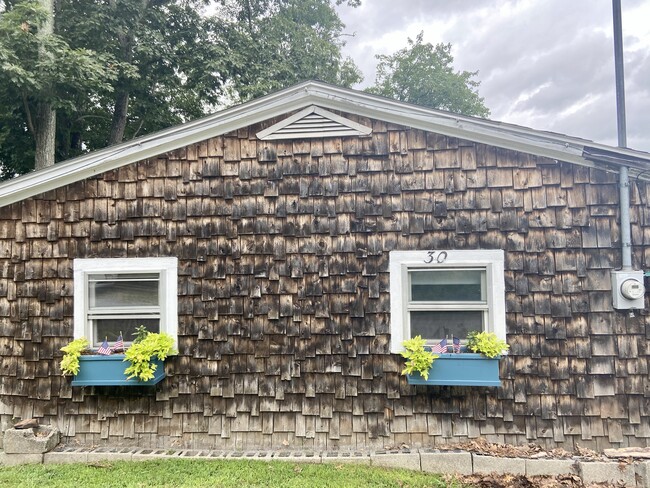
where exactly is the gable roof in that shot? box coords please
[1,80,649,208]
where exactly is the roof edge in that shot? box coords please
[1,80,649,208]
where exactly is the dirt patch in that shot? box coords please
[436,438,603,460]
[450,473,613,488]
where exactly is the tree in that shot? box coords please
[368,32,489,118]
[55,0,228,149]
[220,0,362,102]
[0,0,115,174]
[0,0,361,175]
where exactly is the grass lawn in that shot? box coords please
[0,459,467,487]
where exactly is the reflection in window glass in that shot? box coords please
[410,269,485,302]
[89,273,159,308]
[94,319,160,345]
[410,311,483,342]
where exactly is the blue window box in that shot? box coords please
[71,355,166,386]
[406,353,501,387]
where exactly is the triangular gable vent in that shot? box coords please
[256,105,372,140]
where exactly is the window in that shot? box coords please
[389,250,505,353]
[74,258,178,347]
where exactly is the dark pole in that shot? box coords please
[612,0,632,270]
[612,0,627,148]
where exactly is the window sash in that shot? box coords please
[405,266,490,344]
[84,269,165,346]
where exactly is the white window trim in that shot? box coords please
[73,257,178,347]
[389,250,506,354]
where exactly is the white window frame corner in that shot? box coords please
[388,250,506,354]
[73,257,178,347]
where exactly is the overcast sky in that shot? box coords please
[335,0,650,153]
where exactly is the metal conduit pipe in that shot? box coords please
[619,165,632,270]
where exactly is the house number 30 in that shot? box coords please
[424,251,448,264]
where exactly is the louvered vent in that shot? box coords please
[257,106,372,140]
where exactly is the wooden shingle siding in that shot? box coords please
[0,112,647,452]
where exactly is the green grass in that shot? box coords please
[0,459,468,487]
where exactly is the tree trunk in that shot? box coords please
[107,0,149,146]
[108,89,130,145]
[34,102,56,170]
[34,0,56,170]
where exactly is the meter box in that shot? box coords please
[611,270,646,310]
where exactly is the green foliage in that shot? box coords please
[123,332,176,382]
[59,337,90,376]
[400,335,437,380]
[368,32,489,118]
[0,0,117,174]
[131,325,150,344]
[0,458,462,488]
[466,331,509,358]
[221,0,362,102]
[0,0,362,174]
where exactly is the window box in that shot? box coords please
[71,355,166,387]
[406,353,501,387]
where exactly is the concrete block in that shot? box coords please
[473,454,526,475]
[86,447,134,462]
[525,458,578,477]
[0,452,43,465]
[3,426,60,454]
[270,451,321,464]
[636,461,650,488]
[370,451,420,471]
[132,448,184,460]
[321,451,370,465]
[44,450,89,464]
[579,460,636,486]
[419,449,473,475]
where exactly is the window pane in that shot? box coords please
[410,270,485,301]
[94,318,160,346]
[89,273,159,307]
[410,311,483,341]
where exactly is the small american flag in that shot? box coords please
[97,338,112,355]
[453,336,461,353]
[112,333,124,352]
[431,338,448,354]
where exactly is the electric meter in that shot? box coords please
[621,278,645,300]
[611,270,646,310]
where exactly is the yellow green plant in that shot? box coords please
[124,332,176,381]
[400,335,437,380]
[466,331,509,358]
[60,338,90,376]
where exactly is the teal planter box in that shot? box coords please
[407,353,501,387]
[71,355,165,386]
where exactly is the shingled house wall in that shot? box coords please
[0,112,648,452]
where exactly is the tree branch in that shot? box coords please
[21,93,35,134]
[130,119,145,139]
